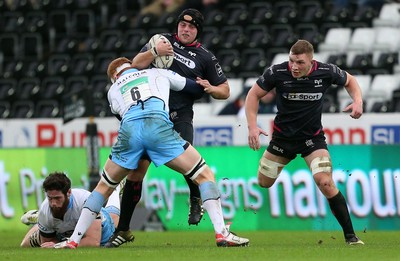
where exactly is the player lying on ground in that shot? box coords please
[20,172,121,248]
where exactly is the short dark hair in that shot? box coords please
[42,172,71,195]
[290,39,314,55]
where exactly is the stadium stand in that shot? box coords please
[0,0,399,118]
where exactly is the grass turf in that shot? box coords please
[2,230,398,261]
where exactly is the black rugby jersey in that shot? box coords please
[256,61,347,139]
[142,33,227,111]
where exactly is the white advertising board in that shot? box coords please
[0,113,399,147]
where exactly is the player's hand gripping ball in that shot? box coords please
[148,34,174,69]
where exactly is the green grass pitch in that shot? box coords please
[2,230,399,261]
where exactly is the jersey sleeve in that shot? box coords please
[256,65,276,92]
[37,201,56,236]
[158,69,205,96]
[201,52,227,86]
[329,64,347,86]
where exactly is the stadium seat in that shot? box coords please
[295,23,324,46]
[326,53,347,69]
[193,103,213,118]
[313,52,329,63]
[69,53,95,76]
[269,24,296,49]
[155,12,176,31]
[100,30,123,52]
[0,79,17,101]
[0,101,11,119]
[123,29,148,53]
[372,52,399,73]
[297,0,324,23]
[244,24,271,49]
[337,74,372,110]
[1,59,24,79]
[94,52,117,75]
[271,53,288,65]
[16,77,41,101]
[346,27,376,53]
[240,48,268,76]
[47,54,71,77]
[0,33,19,59]
[224,3,248,26]
[201,26,221,52]
[346,53,373,73]
[50,35,79,54]
[203,9,225,27]
[273,1,298,24]
[216,49,241,76]
[20,32,43,60]
[48,10,71,36]
[2,11,24,33]
[10,100,34,118]
[372,3,400,27]
[78,36,100,54]
[366,74,400,112]
[23,58,47,79]
[219,26,245,50]
[24,11,47,35]
[40,76,65,100]
[34,99,60,118]
[318,28,352,53]
[71,9,96,39]
[65,76,89,95]
[226,78,244,103]
[93,99,112,118]
[90,75,111,100]
[352,5,379,25]
[391,89,400,112]
[373,27,400,53]
[248,2,273,25]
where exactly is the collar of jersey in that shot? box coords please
[121,68,138,76]
[67,194,74,209]
[174,34,200,47]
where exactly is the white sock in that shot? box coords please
[202,199,227,236]
[70,191,105,244]
[69,208,97,244]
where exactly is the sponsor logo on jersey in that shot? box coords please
[174,53,195,69]
[188,51,196,57]
[305,139,314,147]
[272,145,284,153]
[215,63,223,77]
[314,79,323,87]
[283,92,323,101]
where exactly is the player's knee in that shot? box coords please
[184,157,207,181]
[258,174,275,188]
[258,158,284,179]
[100,169,119,189]
[310,156,332,175]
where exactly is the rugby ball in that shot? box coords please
[148,34,174,69]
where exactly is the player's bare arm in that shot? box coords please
[245,83,268,151]
[343,72,363,119]
[196,78,229,99]
[131,39,174,69]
